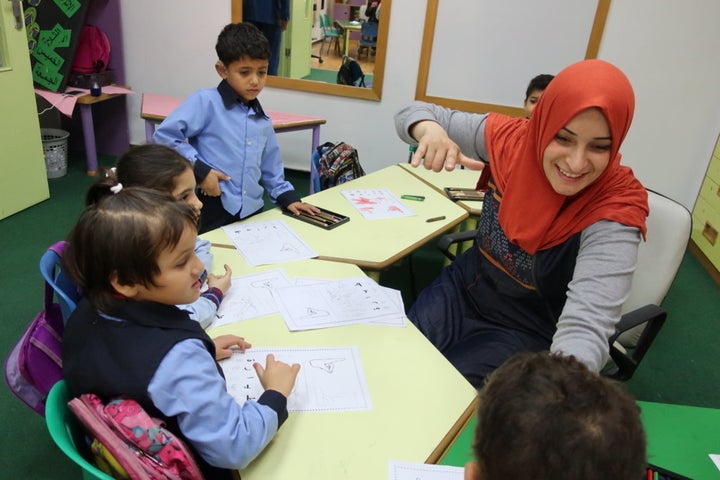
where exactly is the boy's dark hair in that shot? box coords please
[215,22,271,65]
[63,188,198,313]
[86,144,192,205]
[474,352,646,480]
[525,73,554,101]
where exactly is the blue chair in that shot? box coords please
[39,242,81,323]
[357,21,378,60]
[46,380,114,480]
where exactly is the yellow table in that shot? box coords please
[335,19,362,57]
[206,249,478,480]
[203,165,468,274]
[399,163,484,217]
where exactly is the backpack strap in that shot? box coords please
[48,241,67,256]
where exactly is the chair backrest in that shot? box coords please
[319,12,332,31]
[39,245,81,323]
[617,190,691,345]
[45,380,114,480]
[360,21,378,42]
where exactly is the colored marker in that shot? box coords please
[426,216,446,223]
[401,194,425,201]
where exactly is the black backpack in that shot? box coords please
[337,56,365,87]
[315,141,366,190]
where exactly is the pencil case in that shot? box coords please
[444,187,486,202]
[283,206,350,230]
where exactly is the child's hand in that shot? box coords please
[199,169,230,197]
[287,201,321,216]
[207,264,232,294]
[253,353,301,398]
[212,334,251,360]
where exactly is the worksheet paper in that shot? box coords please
[273,276,405,331]
[294,276,406,327]
[211,269,292,328]
[388,461,463,480]
[221,346,372,412]
[341,188,416,220]
[221,220,318,266]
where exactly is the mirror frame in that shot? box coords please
[231,0,389,101]
[415,0,611,116]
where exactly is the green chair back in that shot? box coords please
[45,380,114,480]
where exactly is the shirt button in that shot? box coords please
[247,141,252,145]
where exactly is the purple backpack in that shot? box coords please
[4,242,67,415]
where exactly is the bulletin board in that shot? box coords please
[415,0,611,116]
[23,0,90,92]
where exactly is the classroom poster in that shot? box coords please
[23,0,90,92]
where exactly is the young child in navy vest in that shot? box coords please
[62,187,300,479]
[86,143,232,329]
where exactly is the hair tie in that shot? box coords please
[110,183,123,194]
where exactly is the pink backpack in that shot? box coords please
[72,25,111,74]
[4,242,66,415]
[69,393,205,479]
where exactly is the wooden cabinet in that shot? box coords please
[690,133,720,281]
[334,0,364,42]
[334,0,364,21]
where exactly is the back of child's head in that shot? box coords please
[525,73,554,101]
[215,22,271,65]
[63,187,198,313]
[474,352,646,480]
[85,144,192,205]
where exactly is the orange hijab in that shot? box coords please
[485,59,648,254]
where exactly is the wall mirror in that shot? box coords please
[416,0,611,116]
[232,0,390,101]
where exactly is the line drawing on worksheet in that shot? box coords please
[221,346,372,412]
[222,220,318,266]
[273,276,404,330]
[388,460,463,480]
[211,269,292,328]
[340,188,415,220]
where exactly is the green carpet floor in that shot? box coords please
[303,67,373,86]
[1,152,719,478]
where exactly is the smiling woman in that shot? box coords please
[231,0,390,101]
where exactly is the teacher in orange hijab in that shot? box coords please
[395,59,649,387]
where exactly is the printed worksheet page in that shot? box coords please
[341,188,415,220]
[388,461,463,480]
[294,276,406,327]
[222,220,318,266]
[211,269,292,327]
[221,346,372,412]
[273,276,405,331]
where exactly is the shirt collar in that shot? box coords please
[217,80,267,118]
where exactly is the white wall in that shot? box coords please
[120,0,720,209]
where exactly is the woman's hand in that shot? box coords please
[409,120,485,172]
[212,334,251,360]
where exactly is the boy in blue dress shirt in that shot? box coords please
[154,22,319,234]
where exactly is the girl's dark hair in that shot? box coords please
[85,144,192,206]
[215,22,271,65]
[63,187,198,312]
